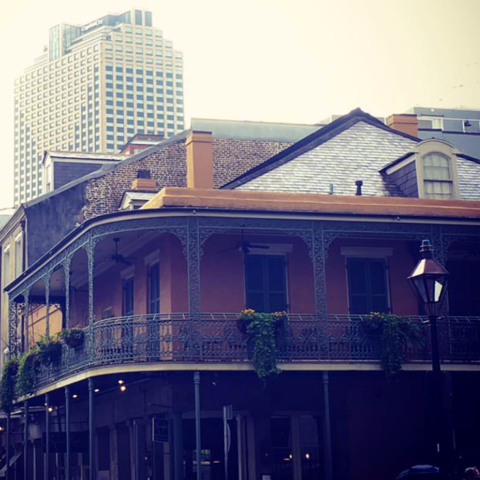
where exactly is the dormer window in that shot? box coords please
[423,153,454,199]
[381,139,461,200]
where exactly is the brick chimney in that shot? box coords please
[387,114,419,137]
[186,131,214,189]
[131,169,157,191]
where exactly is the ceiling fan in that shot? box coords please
[105,237,135,266]
[221,230,270,254]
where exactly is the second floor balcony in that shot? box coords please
[5,209,480,389]
[32,312,480,389]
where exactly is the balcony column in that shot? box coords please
[194,372,202,480]
[86,238,97,327]
[172,412,184,480]
[24,289,30,352]
[322,372,334,480]
[186,219,201,360]
[24,400,29,480]
[187,218,201,317]
[65,386,71,480]
[6,411,11,480]
[45,271,52,338]
[88,378,95,480]
[312,223,329,357]
[8,297,18,358]
[45,393,50,480]
[86,238,98,365]
[63,256,72,329]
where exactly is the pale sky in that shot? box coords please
[1,0,479,210]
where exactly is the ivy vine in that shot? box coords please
[1,359,19,413]
[36,335,62,366]
[16,348,40,397]
[361,313,423,377]
[238,309,287,383]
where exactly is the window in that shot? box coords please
[347,258,389,314]
[3,248,10,288]
[14,235,23,278]
[148,263,160,314]
[423,153,454,199]
[123,277,134,316]
[245,255,287,312]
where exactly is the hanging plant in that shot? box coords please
[238,309,284,383]
[59,328,85,349]
[1,358,19,413]
[361,313,423,377]
[36,335,63,366]
[16,348,40,396]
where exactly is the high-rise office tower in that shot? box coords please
[14,9,184,205]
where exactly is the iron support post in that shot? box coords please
[65,386,71,480]
[88,378,95,480]
[24,400,29,480]
[322,372,334,480]
[6,412,11,480]
[429,314,447,474]
[45,393,50,480]
[194,372,202,480]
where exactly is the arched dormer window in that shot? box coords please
[423,153,454,199]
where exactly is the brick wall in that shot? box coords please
[83,137,293,219]
[83,140,187,220]
[213,138,292,187]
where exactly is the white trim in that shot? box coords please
[384,155,416,175]
[144,249,160,266]
[15,232,23,242]
[340,246,393,258]
[4,245,10,253]
[120,265,135,279]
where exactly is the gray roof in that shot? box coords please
[457,158,480,200]
[46,151,127,161]
[236,121,417,196]
[191,118,319,142]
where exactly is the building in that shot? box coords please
[405,107,480,159]
[14,9,184,206]
[42,151,126,193]
[2,109,480,480]
[1,119,315,368]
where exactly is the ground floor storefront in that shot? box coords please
[2,369,480,480]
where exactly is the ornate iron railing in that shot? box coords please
[34,313,480,388]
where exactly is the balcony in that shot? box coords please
[34,313,480,389]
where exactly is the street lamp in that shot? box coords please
[408,239,450,474]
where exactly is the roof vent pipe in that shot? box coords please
[355,180,363,196]
[329,183,334,195]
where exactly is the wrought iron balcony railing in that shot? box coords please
[34,313,480,389]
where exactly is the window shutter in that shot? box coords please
[123,278,134,316]
[347,259,369,314]
[245,255,287,312]
[347,258,388,314]
[148,263,160,314]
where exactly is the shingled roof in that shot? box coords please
[224,108,419,194]
[224,108,480,200]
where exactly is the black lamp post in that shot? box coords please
[408,239,450,474]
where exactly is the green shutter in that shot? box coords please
[347,258,388,314]
[245,255,287,312]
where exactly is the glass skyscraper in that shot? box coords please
[14,9,184,205]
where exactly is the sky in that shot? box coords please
[0,0,479,210]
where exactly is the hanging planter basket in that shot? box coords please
[60,328,85,349]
